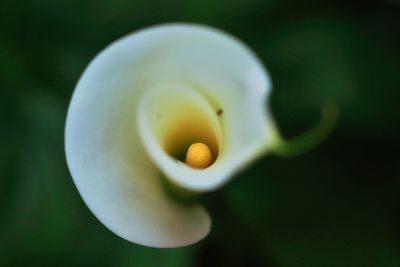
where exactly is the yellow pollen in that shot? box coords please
[185,142,213,169]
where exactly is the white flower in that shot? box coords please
[65,24,292,248]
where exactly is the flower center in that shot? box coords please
[185,143,213,169]
[162,114,219,168]
[139,85,223,171]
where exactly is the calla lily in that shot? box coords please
[65,23,336,248]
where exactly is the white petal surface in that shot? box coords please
[65,25,213,248]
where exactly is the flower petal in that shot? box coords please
[65,25,214,247]
[66,23,277,247]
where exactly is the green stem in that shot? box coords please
[271,101,339,157]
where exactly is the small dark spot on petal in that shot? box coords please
[217,109,223,116]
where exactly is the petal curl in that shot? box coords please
[136,24,276,191]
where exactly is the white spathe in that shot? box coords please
[65,24,276,248]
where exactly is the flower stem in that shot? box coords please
[270,101,339,157]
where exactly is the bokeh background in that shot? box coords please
[1,0,399,266]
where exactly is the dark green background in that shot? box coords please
[1,0,399,266]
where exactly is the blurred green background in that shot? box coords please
[1,0,399,266]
